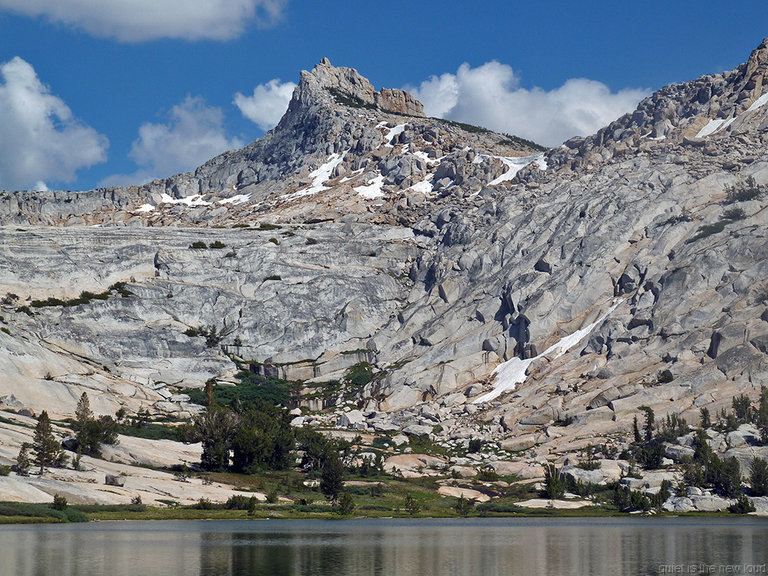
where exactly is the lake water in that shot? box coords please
[0,517,767,576]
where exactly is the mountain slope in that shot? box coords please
[0,41,767,468]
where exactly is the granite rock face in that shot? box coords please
[1,43,768,459]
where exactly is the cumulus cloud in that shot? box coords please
[407,61,649,147]
[0,0,287,42]
[101,96,243,186]
[234,79,296,131]
[0,57,108,191]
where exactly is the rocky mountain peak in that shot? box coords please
[289,57,425,118]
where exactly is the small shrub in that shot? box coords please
[337,492,355,516]
[1,292,19,305]
[266,490,278,504]
[0,465,11,476]
[724,176,763,204]
[477,467,500,481]
[209,240,227,249]
[404,493,421,516]
[454,495,473,516]
[264,275,282,281]
[189,241,208,249]
[226,495,252,510]
[268,238,279,245]
[544,464,566,499]
[196,497,214,510]
[729,494,756,514]
[52,494,68,510]
[129,496,146,512]
[305,238,318,245]
[723,208,746,221]
[467,439,483,453]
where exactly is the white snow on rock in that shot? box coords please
[412,151,438,165]
[746,92,768,113]
[340,168,365,183]
[384,124,406,148]
[488,153,547,186]
[218,194,251,205]
[160,193,211,207]
[284,151,347,200]
[133,203,155,213]
[474,299,622,404]
[409,179,434,194]
[695,118,732,139]
[355,173,385,199]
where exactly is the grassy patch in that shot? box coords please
[0,502,88,523]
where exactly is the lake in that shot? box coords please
[0,517,767,575]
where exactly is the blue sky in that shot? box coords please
[1,0,767,191]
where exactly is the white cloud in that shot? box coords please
[0,57,108,191]
[234,79,296,131]
[101,96,243,186]
[407,61,649,147]
[0,0,287,42]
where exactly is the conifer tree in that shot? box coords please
[33,411,60,475]
[320,451,344,503]
[16,442,30,476]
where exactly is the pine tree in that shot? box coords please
[33,411,60,475]
[320,450,345,502]
[750,457,768,497]
[16,442,30,476]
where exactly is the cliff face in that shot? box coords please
[0,43,768,459]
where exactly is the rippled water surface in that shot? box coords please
[1,517,767,575]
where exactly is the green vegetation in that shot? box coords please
[432,118,491,134]
[33,411,62,475]
[23,283,132,310]
[183,325,224,348]
[264,275,282,281]
[724,176,764,204]
[499,133,547,152]
[185,371,299,409]
[71,392,118,457]
[329,88,377,110]
[189,241,208,249]
[0,501,88,523]
[209,240,227,249]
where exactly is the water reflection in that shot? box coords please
[0,518,766,576]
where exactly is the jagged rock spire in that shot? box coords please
[287,57,425,118]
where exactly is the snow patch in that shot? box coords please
[285,151,347,199]
[413,150,441,165]
[355,174,385,199]
[160,193,211,207]
[133,203,155,213]
[218,194,251,205]
[488,153,547,186]
[384,124,406,148]
[409,179,434,194]
[696,119,726,139]
[340,168,365,183]
[746,92,768,113]
[473,299,622,404]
